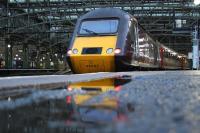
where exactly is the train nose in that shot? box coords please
[68,36,117,73]
[69,48,115,73]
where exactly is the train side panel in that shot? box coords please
[136,25,160,69]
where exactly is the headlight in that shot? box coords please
[106,48,113,54]
[67,49,72,55]
[114,48,121,54]
[72,49,78,54]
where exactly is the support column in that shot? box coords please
[36,46,40,68]
[192,26,199,70]
[23,44,29,69]
[53,53,59,70]
[5,43,12,69]
[45,52,50,69]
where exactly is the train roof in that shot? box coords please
[79,8,132,20]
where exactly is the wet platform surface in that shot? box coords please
[0,71,200,133]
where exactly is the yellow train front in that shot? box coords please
[66,8,134,73]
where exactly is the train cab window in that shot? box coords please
[79,19,119,35]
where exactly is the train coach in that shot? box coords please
[66,8,189,73]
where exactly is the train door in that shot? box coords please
[153,43,158,66]
[138,27,145,64]
[126,20,134,63]
[144,34,150,64]
[159,47,164,68]
[148,42,154,65]
[129,20,138,63]
[134,22,139,59]
[129,21,135,53]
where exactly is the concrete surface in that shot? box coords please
[0,70,199,133]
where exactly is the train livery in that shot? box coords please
[66,8,189,73]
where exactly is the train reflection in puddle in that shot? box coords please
[0,76,134,132]
[65,76,134,124]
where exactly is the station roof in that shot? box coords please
[0,0,200,55]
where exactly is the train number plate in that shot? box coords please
[79,60,105,72]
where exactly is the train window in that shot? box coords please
[149,43,154,57]
[79,19,119,35]
[164,51,168,57]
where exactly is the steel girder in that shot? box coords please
[0,0,199,55]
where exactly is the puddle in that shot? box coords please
[0,76,132,132]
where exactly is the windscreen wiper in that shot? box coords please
[82,28,98,35]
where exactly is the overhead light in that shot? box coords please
[8,44,11,48]
[194,0,200,5]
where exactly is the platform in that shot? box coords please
[0,71,200,133]
[0,69,59,77]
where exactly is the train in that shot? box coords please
[66,8,189,73]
